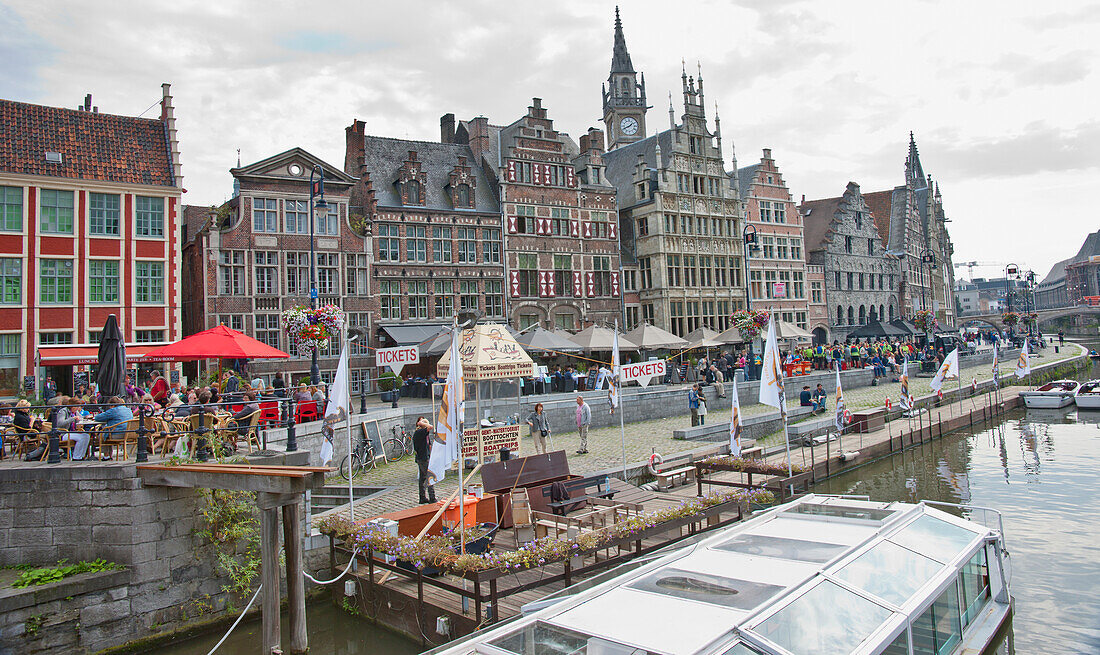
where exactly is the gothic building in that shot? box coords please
[801,182,901,342]
[602,12,746,337]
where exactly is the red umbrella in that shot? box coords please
[142,325,290,361]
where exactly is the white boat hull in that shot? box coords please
[1022,393,1075,408]
[1075,395,1100,409]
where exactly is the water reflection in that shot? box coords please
[817,407,1100,653]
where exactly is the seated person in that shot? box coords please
[55,396,92,461]
[93,396,134,461]
[799,386,813,407]
[871,355,886,378]
[224,391,261,450]
[812,384,828,413]
[293,384,312,404]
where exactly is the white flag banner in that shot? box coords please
[899,358,911,411]
[930,348,959,392]
[319,342,351,466]
[428,328,464,485]
[1014,340,1030,378]
[729,376,743,457]
[834,363,848,432]
[991,343,1000,388]
[758,317,785,413]
[609,330,620,408]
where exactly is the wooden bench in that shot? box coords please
[740,446,763,460]
[655,465,696,491]
[540,475,616,515]
[532,497,643,540]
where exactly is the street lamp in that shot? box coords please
[308,165,327,387]
[920,250,936,313]
[1005,263,1018,313]
[742,224,758,380]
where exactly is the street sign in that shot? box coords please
[376,345,419,376]
[772,282,787,298]
[619,360,666,387]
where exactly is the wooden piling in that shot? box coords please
[260,506,281,654]
[283,500,308,654]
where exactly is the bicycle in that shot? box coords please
[383,423,414,462]
[339,431,378,480]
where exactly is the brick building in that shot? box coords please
[0,85,183,397]
[734,149,811,331]
[445,100,623,331]
[801,182,901,342]
[344,121,506,373]
[181,148,372,390]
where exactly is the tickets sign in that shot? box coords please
[375,345,419,375]
[461,424,522,460]
[619,360,666,387]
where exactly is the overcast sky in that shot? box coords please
[4,0,1097,280]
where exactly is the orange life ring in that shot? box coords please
[647,452,663,475]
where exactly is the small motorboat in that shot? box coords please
[1089,350,1099,360]
[1075,379,1100,409]
[1021,380,1080,408]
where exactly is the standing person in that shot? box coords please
[697,386,708,425]
[271,372,285,397]
[688,384,701,426]
[575,396,591,455]
[43,377,56,402]
[413,416,436,504]
[526,403,551,455]
[148,371,169,406]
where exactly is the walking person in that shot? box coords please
[413,417,436,504]
[575,396,591,454]
[526,403,551,455]
[688,384,701,426]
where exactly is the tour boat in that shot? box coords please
[1074,380,1100,410]
[1020,380,1080,408]
[432,495,1014,655]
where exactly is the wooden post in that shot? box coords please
[260,506,281,655]
[283,500,308,654]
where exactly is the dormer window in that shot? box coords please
[405,180,422,205]
[455,184,471,208]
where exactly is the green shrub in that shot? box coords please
[12,559,122,588]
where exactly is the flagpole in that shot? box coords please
[615,319,627,479]
[344,324,354,517]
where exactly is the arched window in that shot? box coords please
[847,306,854,325]
[621,78,630,96]
[869,306,877,322]
[837,305,843,325]
[889,304,895,321]
[880,304,885,322]
[859,305,866,325]
[456,184,471,207]
[406,180,421,205]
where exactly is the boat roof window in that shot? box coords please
[489,622,653,655]
[889,514,980,564]
[832,540,944,606]
[719,643,763,655]
[627,568,785,610]
[751,580,894,655]
[784,502,895,523]
[714,533,850,564]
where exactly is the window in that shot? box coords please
[765,270,777,298]
[89,260,119,303]
[316,253,338,295]
[636,216,649,237]
[760,200,772,222]
[409,280,429,319]
[350,368,369,394]
[791,238,802,260]
[515,205,536,234]
[218,314,244,331]
[912,582,963,655]
[858,305,866,324]
[639,257,652,288]
[405,180,422,205]
[136,261,164,303]
[670,301,685,336]
[517,253,538,297]
[346,254,368,296]
[879,273,885,290]
[378,224,400,261]
[136,196,164,237]
[460,280,479,313]
[589,211,610,239]
[749,270,763,301]
[677,174,689,193]
[847,272,854,290]
[683,255,697,286]
[380,280,401,319]
[0,186,21,231]
[730,256,742,287]
[89,193,120,235]
[715,256,727,287]
[40,189,74,233]
[837,305,843,324]
[455,184,471,208]
[774,202,786,223]
[250,251,277,295]
[847,306,854,325]
[346,312,369,355]
[457,227,477,263]
[792,271,805,299]
[519,313,539,330]
[285,200,309,233]
[432,226,452,263]
[622,269,636,292]
[845,235,852,253]
[39,332,73,345]
[483,228,501,263]
[592,256,611,296]
[220,251,245,295]
[253,198,278,232]
[551,208,570,236]
[406,226,427,262]
[0,259,20,304]
[689,136,703,154]
[642,303,654,324]
[286,252,309,296]
[811,281,823,304]
[665,214,676,234]
[434,280,454,318]
[485,280,503,316]
[834,271,841,289]
[554,255,572,298]
[39,259,73,303]
[761,236,775,259]
[666,255,681,287]
[868,238,875,256]
[859,272,865,290]
[135,330,164,343]
[316,206,339,235]
[776,237,789,259]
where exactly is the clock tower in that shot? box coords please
[602,7,647,150]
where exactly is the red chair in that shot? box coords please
[258,401,280,428]
[295,400,318,423]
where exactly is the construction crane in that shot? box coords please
[953,261,1003,279]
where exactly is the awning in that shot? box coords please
[37,343,180,367]
[379,324,449,347]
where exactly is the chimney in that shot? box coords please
[582,127,605,154]
[467,116,490,163]
[84,94,91,111]
[528,98,546,119]
[801,194,805,204]
[159,84,183,188]
[344,119,366,176]
[762,148,772,160]
[440,113,456,144]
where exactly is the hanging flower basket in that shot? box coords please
[281,305,345,357]
[731,309,771,341]
[913,309,938,333]
[1021,313,1038,327]
[1000,311,1019,327]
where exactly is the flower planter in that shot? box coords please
[395,523,498,577]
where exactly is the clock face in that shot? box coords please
[620,116,639,136]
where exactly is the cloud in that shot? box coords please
[920,121,1100,179]
[0,5,53,98]
[992,51,1091,87]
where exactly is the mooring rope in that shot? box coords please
[206,583,262,655]
[303,548,360,585]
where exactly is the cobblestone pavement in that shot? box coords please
[315,342,1085,525]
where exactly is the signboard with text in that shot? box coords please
[461,424,522,461]
[619,360,666,387]
[375,345,419,375]
[772,282,787,299]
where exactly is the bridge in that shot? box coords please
[959,304,1100,331]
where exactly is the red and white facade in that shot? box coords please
[0,86,183,396]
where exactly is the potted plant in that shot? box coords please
[378,371,402,403]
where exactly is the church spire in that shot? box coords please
[906,131,925,188]
[610,6,634,73]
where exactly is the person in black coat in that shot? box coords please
[412,416,436,504]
